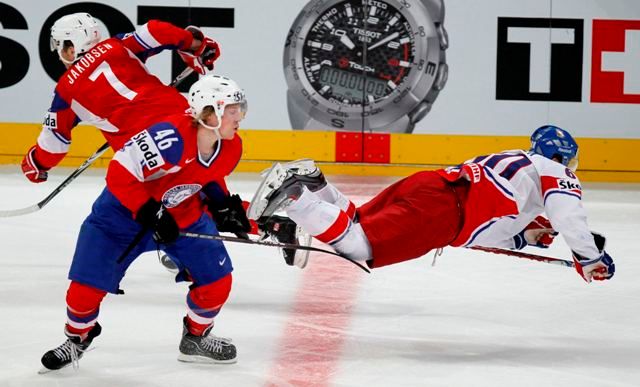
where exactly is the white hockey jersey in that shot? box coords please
[438,150,600,260]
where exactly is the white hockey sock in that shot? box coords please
[314,183,357,219]
[287,187,340,236]
[330,222,372,262]
[287,188,371,261]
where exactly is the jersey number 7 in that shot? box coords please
[89,61,138,101]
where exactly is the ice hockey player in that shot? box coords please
[21,12,220,183]
[39,75,251,373]
[252,125,615,284]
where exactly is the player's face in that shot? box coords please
[567,154,579,172]
[60,46,75,68]
[218,104,245,140]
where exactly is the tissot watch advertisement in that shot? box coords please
[283,0,447,133]
[0,0,639,138]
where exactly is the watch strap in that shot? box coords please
[422,0,445,24]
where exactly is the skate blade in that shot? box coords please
[247,163,287,220]
[177,353,237,364]
[38,363,71,374]
[294,228,312,269]
[279,158,317,175]
[294,250,310,269]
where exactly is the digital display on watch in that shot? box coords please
[318,66,388,102]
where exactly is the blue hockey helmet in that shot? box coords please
[530,125,579,171]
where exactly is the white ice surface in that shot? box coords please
[0,167,639,387]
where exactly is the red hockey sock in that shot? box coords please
[185,274,232,336]
[65,281,106,339]
[185,317,211,337]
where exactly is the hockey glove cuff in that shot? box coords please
[178,26,220,75]
[208,194,251,239]
[572,232,615,282]
[514,216,557,249]
[573,251,615,283]
[21,145,49,183]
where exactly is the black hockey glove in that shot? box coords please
[208,194,251,239]
[135,199,179,244]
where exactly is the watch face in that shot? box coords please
[284,0,445,131]
[301,0,415,106]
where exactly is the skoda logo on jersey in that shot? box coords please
[162,184,203,208]
[43,112,57,130]
[558,179,582,191]
[131,129,164,170]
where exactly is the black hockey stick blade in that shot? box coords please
[180,231,371,273]
[0,142,110,217]
[469,246,575,268]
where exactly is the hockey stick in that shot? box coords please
[180,231,371,273]
[0,142,111,217]
[0,68,196,218]
[116,227,149,264]
[169,66,194,87]
[469,246,575,268]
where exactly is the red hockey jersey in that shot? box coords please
[33,20,194,169]
[106,114,242,228]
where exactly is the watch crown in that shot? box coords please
[409,102,432,125]
[435,63,449,91]
[437,24,449,50]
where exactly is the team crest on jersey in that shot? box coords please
[43,112,57,130]
[131,129,165,170]
[162,184,202,208]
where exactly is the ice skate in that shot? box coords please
[259,215,311,268]
[178,319,236,364]
[39,323,102,373]
[247,159,326,220]
[247,162,288,220]
[278,158,319,176]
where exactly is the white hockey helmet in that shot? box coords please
[50,13,102,64]
[188,75,247,130]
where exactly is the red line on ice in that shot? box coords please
[265,255,363,387]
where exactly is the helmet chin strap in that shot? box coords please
[198,118,222,141]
